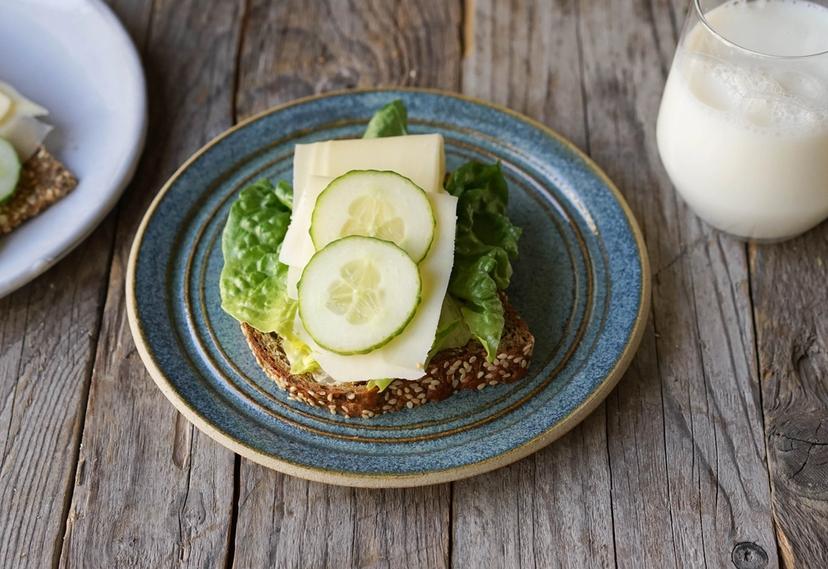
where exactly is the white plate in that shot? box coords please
[0,0,146,297]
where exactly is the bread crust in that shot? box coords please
[241,297,535,418]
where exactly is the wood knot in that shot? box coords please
[770,417,828,499]
[731,542,768,569]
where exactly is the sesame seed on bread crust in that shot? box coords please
[0,147,78,236]
[241,296,535,418]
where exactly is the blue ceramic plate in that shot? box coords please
[127,89,650,487]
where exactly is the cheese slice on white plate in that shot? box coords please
[0,82,52,160]
[0,82,48,117]
[294,192,458,382]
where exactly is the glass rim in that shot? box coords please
[693,0,828,59]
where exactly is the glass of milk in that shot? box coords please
[657,0,828,241]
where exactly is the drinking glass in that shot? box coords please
[657,0,828,241]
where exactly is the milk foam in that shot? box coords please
[684,54,828,133]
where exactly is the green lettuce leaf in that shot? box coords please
[281,335,317,374]
[365,378,395,392]
[445,161,522,360]
[273,179,293,210]
[219,179,317,374]
[429,295,472,357]
[447,254,504,361]
[363,100,408,138]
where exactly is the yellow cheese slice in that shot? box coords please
[0,82,48,118]
[291,143,317,206]
[280,175,334,298]
[313,134,445,192]
[0,82,51,160]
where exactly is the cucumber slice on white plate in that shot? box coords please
[298,236,422,355]
[0,137,21,204]
[311,170,435,262]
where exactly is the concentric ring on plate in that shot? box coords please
[127,88,649,486]
[179,137,598,442]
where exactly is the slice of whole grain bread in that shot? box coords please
[0,147,78,236]
[241,296,535,418]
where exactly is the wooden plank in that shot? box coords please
[235,0,461,115]
[230,2,460,568]
[0,3,153,567]
[234,472,450,569]
[461,0,586,140]
[452,415,616,569]
[577,0,778,567]
[105,0,154,44]
[0,224,113,569]
[453,2,616,568]
[58,1,243,567]
[750,234,828,568]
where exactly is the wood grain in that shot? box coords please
[454,2,616,568]
[230,1,460,568]
[456,0,779,567]
[234,471,450,569]
[104,0,154,46]
[58,1,242,567]
[0,224,113,569]
[750,234,828,568]
[236,0,461,115]
[0,1,149,565]
[3,1,812,568]
[577,0,778,567]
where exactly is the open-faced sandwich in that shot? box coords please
[0,81,77,236]
[220,100,534,418]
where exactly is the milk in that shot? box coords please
[657,0,828,240]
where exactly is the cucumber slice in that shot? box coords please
[298,236,421,355]
[310,170,435,262]
[0,137,20,204]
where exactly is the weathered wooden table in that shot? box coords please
[2,1,826,567]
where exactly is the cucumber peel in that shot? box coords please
[310,170,435,262]
[298,236,422,355]
[0,137,20,205]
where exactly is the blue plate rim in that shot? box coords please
[125,87,651,487]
